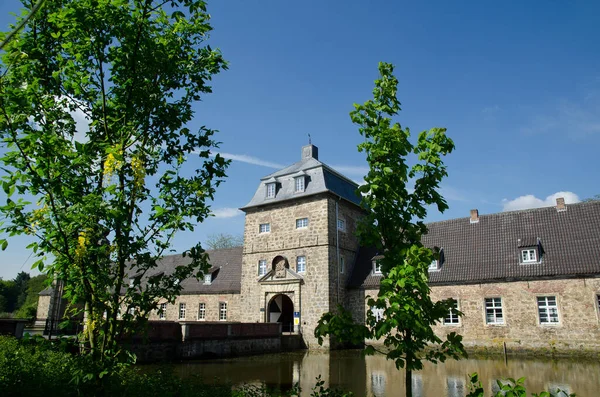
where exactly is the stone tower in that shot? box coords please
[239,144,364,348]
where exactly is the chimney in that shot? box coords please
[556,197,566,212]
[470,209,479,223]
[301,144,318,160]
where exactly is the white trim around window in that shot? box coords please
[428,260,440,271]
[158,303,167,320]
[219,302,227,321]
[259,223,271,233]
[296,255,306,273]
[337,218,346,232]
[266,182,276,198]
[294,176,305,193]
[372,260,382,275]
[537,295,559,325]
[198,302,206,320]
[521,248,537,263]
[258,259,267,276]
[443,299,460,325]
[484,297,504,325]
[296,217,309,229]
[179,302,186,320]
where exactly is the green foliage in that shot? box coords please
[465,373,576,397]
[13,274,48,319]
[206,233,244,250]
[315,62,465,397]
[0,0,228,361]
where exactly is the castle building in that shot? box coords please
[37,144,600,353]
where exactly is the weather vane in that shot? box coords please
[308,133,311,145]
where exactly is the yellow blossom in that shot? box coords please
[131,156,145,189]
[103,148,123,180]
[75,231,88,259]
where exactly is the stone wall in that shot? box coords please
[359,277,600,354]
[36,295,51,321]
[148,293,240,322]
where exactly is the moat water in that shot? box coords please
[172,350,599,397]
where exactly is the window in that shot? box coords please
[296,256,306,273]
[537,296,559,324]
[340,256,345,274]
[294,176,305,192]
[204,273,211,285]
[373,260,382,275]
[447,377,465,397]
[129,278,135,288]
[371,372,386,397]
[219,302,227,321]
[179,303,186,320]
[198,303,206,320]
[296,218,308,229]
[128,307,135,315]
[370,306,384,321]
[259,223,270,233]
[429,260,439,271]
[258,259,267,276]
[443,299,460,325]
[266,183,276,198]
[521,248,537,263]
[159,303,167,320]
[337,219,345,231]
[485,297,504,325]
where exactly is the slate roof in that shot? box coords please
[240,147,362,210]
[38,247,243,296]
[349,200,600,288]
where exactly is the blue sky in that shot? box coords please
[1,0,599,279]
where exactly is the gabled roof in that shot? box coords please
[240,145,362,210]
[39,247,243,296]
[349,200,600,288]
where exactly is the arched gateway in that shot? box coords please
[268,294,294,332]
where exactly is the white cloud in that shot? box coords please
[211,152,284,169]
[330,165,369,177]
[211,207,243,219]
[502,191,580,212]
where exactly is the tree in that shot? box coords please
[205,233,243,249]
[14,271,31,309]
[14,273,48,318]
[315,62,466,397]
[0,0,228,363]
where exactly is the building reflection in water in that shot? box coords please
[174,350,584,397]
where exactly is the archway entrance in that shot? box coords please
[268,294,294,332]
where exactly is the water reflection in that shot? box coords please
[173,350,598,396]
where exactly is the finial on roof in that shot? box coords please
[308,133,311,145]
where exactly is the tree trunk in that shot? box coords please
[405,329,413,397]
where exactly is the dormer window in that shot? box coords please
[294,176,305,193]
[266,183,276,198]
[428,260,440,271]
[373,260,382,275]
[521,248,537,263]
[204,273,212,285]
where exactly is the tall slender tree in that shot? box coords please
[315,62,466,397]
[0,0,228,361]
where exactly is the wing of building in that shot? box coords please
[37,144,600,353]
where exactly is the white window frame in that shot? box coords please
[370,305,384,322]
[266,183,276,198]
[198,302,206,320]
[485,297,504,325]
[204,273,211,285]
[428,260,439,271]
[179,303,186,320]
[372,260,382,275]
[219,302,227,321]
[129,278,135,288]
[294,176,305,193]
[443,299,460,325]
[296,217,309,229]
[159,303,167,320]
[337,218,346,232]
[259,223,270,234]
[258,259,267,276]
[521,248,537,263]
[537,296,559,325]
[296,255,306,273]
[340,256,345,274]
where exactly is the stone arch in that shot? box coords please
[267,293,294,332]
[271,255,289,278]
